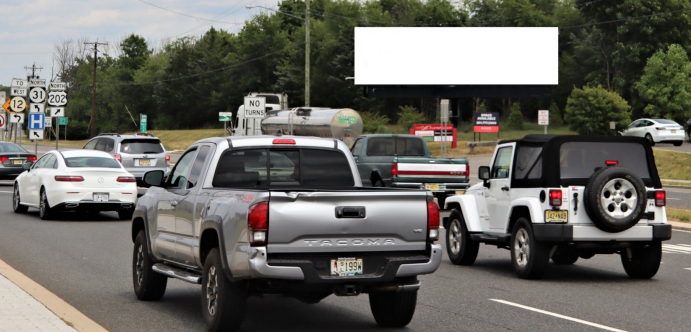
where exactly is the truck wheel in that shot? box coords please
[551,250,579,265]
[133,230,167,301]
[436,194,447,210]
[373,179,384,187]
[369,289,417,327]
[511,219,550,279]
[621,242,662,279]
[202,248,247,332]
[39,189,53,220]
[446,210,479,266]
[13,184,28,213]
[583,166,647,233]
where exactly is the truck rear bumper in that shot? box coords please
[533,224,672,242]
[247,244,442,282]
[392,182,469,191]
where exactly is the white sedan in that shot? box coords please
[13,150,137,220]
[621,118,685,146]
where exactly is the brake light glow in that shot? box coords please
[605,160,619,166]
[248,202,269,246]
[273,139,296,144]
[427,200,440,242]
[392,163,398,178]
[55,176,84,182]
[549,190,562,207]
[166,154,170,162]
[655,191,666,207]
[114,154,122,163]
[464,162,470,177]
[0,156,8,163]
[117,176,136,182]
[27,156,37,162]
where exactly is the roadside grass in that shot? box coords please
[653,150,691,182]
[427,142,495,157]
[667,208,691,222]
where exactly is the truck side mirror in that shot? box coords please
[142,170,165,188]
[478,166,490,180]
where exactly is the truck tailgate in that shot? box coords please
[396,157,468,183]
[267,190,429,253]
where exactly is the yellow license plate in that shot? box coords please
[138,159,151,166]
[13,160,23,165]
[425,184,440,191]
[330,258,363,276]
[545,210,568,223]
[671,130,677,133]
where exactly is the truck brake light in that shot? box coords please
[655,191,666,207]
[465,162,470,177]
[427,200,439,242]
[273,139,295,144]
[549,190,562,207]
[605,160,618,166]
[391,163,398,178]
[248,202,269,246]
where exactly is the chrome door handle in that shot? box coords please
[501,186,510,191]
[170,200,178,207]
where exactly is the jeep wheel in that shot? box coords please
[583,166,647,233]
[13,184,28,213]
[621,242,662,279]
[39,189,53,220]
[202,248,247,332]
[551,250,579,265]
[369,288,417,327]
[446,209,479,265]
[133,230,167,301]
[511,218,550,279]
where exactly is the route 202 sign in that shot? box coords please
[47,91,67,106]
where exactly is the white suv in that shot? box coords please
[443,135,672,279]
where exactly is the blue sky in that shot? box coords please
[0,0,280,84]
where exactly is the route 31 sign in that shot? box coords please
[47,91,67,106]
[29,87,46,103]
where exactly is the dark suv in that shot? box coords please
[83,133,170,183]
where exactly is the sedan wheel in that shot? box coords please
[13,184,28,213]
[645,133,655,146]
[39,190,53,220]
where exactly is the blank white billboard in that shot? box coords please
[354,27,558,85]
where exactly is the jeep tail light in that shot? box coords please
[605,160,618,166]
[549,190,562,207]
[114,154,122,163]
[248,202,269,246]
[166,154,170,162]
[27,155,37,162]
[655,191,666,207]
[427,200,440,242]
[273,139,295,144]
[55,176,84,182]
[392,163,398,178]
[117,176,136,182]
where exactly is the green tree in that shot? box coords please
[397,105,427,131]
[565,86,631,135]
[507,102,523,130]
[549,100,563,126]
[360,111,390,133]
[635,44,691,125]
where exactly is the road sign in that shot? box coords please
[47,91,67,106]
[30,103,45,113]
[50,107,64,117]
[29,87,46,103]
[49,82,66,91]
[10,113,24,123]
[219,112,233,121]
[28,113,45,130]
[0,114,5,130]
[11,78,27,88]
[9,97,26,113]
[244,97,266,118]
[58,117,68,126]
[29,130,44,140]
[140,114,147,132]
[0,91,5,102]
[10,87,28,97]
[45,116,52,127]
[538,110,549,125]
[29,78,46,87]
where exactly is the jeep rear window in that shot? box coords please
[560,142,651,179]
[213,148,354,188]
[120,139,164,154]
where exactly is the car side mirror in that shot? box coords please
[479,166,490,188]
[22,162,32,171]
[142,170,165,188]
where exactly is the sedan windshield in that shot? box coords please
[65,157,121,168]
[0,143,28,153]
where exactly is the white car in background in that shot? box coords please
[13,150,137,220]
[621,118,685,146]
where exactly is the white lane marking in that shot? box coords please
[676,244,691,248]
[0,191,12,193]
[490,299,627,332]
[663,244,691,254]
[667,198,681,200]
[673,229,691,234]
[684,268,691,271]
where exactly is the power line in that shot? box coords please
[560,6,691,29]
[172,0,256,38]
[137,0,244,25]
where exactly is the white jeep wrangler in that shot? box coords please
[443,135,672,279]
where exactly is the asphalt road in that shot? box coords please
[0,189,690,331]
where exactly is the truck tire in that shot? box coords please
[13,184,28,213]
[373,178,384,187]
[621,242,662,279]
[583,166,647,233]
[369,289,417,327]
[39,189,53,220]
[511,218,550,279]
[551,250,579,265]
[133,230,167,301]
[445,209,479,266]
[202,248,247,332]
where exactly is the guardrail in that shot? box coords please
[466,140,498,153]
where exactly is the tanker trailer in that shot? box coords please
[260,108,363,146]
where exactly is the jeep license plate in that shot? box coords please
[545,210,568,223]
[330,258,363,276]
[138,159,151,166]
[93,193,109,202]
[425,184,440,191]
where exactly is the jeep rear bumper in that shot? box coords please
[533,224,672,242]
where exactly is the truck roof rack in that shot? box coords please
[98,132,121,137]
[134,132,154,137]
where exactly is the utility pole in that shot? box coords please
[84,39,108,138]
[305,0,310,107]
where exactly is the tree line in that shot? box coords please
[12,0,691,139]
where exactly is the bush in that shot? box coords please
[360,111,390,134]
[507,103,524,130]
[397,106,427,131]
[549,101,564,126]
[565,86,630,135]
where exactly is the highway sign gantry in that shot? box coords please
[9,97,27,113]
[50,107,65,117]
[28,113,45,130]
[10,113,24,124]
[47,91,67,106]
[29,87,46,103]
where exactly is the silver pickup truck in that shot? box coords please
[131,135,442,332]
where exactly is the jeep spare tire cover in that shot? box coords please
[583,166,647,233]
